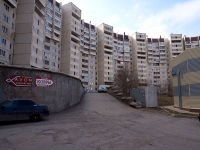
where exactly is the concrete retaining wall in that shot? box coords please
[0,65,85,113]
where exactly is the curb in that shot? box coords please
[160,107,197,118]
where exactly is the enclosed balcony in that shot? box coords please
[5,0,17,8]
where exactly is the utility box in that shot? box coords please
[130,86,157,107]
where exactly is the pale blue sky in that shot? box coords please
[57,0,200,38]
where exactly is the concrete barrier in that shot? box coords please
[0,65,85,112]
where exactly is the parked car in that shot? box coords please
[0,99,49,122]
[98,85,107,93]
[198,112,200,121]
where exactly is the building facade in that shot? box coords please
[0,0,17,65]
[1,1,200,93]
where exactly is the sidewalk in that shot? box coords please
[161,106,198,117]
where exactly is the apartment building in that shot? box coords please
[80,20,97,91]
[131,32,148,85]
[0,0,17,65]
[61,2,81,78]
[147,37,168,93]
[97,23,114,86]
[184,36,200,50]
[13,0,46,68]
[44,0,62,71]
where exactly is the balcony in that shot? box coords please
[72,4,81,19]
[71,25,80,35]
[6,0,17,8]
[53,35,60,41]
[104,48,112,53]
[35,5,45,17]
[71,34,80,42]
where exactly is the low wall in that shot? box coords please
[130,86,157,107]
[0,65,85,113]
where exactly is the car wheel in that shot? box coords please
[30,114,40,122]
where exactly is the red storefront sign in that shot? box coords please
[35,76,53,87]
[6,75,32,87]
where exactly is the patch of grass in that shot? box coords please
[157,95,174,106]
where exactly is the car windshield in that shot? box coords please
[0,100,11,106]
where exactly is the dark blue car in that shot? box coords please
[0,99,49,122]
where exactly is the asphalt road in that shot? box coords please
[0,93,200,150]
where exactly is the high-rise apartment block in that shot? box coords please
[0,0,17,65]
[0,1,199,92]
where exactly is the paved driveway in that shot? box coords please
[0,93,200,150]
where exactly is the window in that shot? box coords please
[2,26,7,33]
[44,45,50,50]
[46,7,53,14]
[37,29,39,34]
[46,22,52,28]
[44,60,49,65]
[18,100,36,106]
[2,14,8,23]
[51,62,55,66]
[55,12,61,18]
[4,4,9,11]
[90,60,93,64]
[44,52,50,58]
[52,48,56,52]
[38,20,39,25]
[90,66,93,69]
[13,13,15,18]
[0,49,5,57]
[35,58,37,63]
[52,55,56,59]
[54,26,60,31]
[36,48,38,53]
[0,37,6,45]
[46,28,52,35]
[37,39,38,44]
[55,19,61,25]
[9,54,11,60]
[52,41,57,45]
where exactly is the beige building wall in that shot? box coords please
[61,2,81,79]
[0,0,17,65]
[171,47,200,110]
[13,0,45,68]
[97,23,114,86]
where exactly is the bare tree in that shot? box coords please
[114,67,139,96]
[167,82,173,97]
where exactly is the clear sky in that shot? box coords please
[57,0,200,38]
